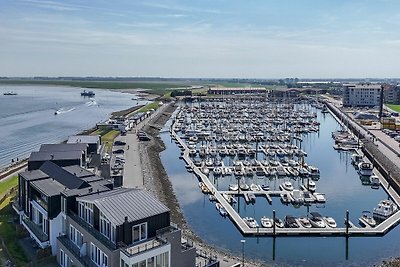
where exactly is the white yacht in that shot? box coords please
[243,217,259,228]
[323,216,337,228]
[358,162,373,176]
[260,216,273,228]
[313,193,326,203]
[351,154,363,166]
[291,189,304,204]
[373,199,398,220]
[359,211,376,227]
[307,180,316,192]
[281,181,294,191]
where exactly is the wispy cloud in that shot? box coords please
[18,0,84,11]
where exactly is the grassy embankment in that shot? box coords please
[0,175,29,266]
[91,127,120,152]
[387,104,400,113]
[138,101,161,113]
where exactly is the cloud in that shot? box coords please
[18,0,84,11]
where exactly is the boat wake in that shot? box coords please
[85,99,97,106]
[55,107,75,115]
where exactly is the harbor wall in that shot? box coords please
[325,101,400,193]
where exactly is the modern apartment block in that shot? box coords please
[14,160,197,267]
[383,84,400,104]
[342,83,382,107]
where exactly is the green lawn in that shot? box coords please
[0,194,29,266]
[387,104,400,113]
[101,130,120,152]
[138,101,161,113]
[0,175,18,197]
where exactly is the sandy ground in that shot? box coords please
[138,103,265,267]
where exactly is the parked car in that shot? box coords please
[113,149,124,154]
[114,140,126,146]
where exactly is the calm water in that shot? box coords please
[0,85,146,168]
[160,103,400,266]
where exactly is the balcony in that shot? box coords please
[68,211,117,250]
[21,215,49,243]
[58,235,96,267]
[32,195,48,211]
[121,238,168,258]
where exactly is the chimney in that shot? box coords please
[88,188,93,193]
[124,216,128,222]
[51,154,54,160]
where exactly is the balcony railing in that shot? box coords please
[57,235,96,267]
[121,238,168,258]
[68,211,117,250]
[32,195,48,211]
[12,197,22,212]
[22,215,48,242]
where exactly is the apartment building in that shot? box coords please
[14,160,198,267]
[342,83,382,107]
[383,84,400,104]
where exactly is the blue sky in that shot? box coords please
[1,0,400,78]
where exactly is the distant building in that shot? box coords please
[342,83,382,107]
[208,87,268,95]
[383,84,400,104]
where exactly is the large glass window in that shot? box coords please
[90,243,108,267]
[78,201,93,225]
[69,225,83,248]
[59,249,72,267]
[132,222,147,243]
[155,252,169,267]
[100,212,115,243]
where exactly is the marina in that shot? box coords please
[167,97,400,239]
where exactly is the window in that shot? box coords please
[132,222,147,243]
[100,212,115,243]
[90,243,108,267]
[60,249,72,267]
[69,225,83,248]
[156,252,169,267]
[78,201,93,225]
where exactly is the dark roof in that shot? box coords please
[20,170,49,181]
[31,178,66,197]
[76,188,170,225]
[67,135,100,145]
[63,180,112,197]
[39,161,89,190]
[29,151,83,162]
[39,143,87,153]
[63,165,94,178]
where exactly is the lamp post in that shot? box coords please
[241,239,246,266]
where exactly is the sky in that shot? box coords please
[1,0,400,78]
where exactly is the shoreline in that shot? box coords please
[138,102,264,266]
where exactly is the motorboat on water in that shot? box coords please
[358,162,373,176]
[281,181,294,191]
[370,175,380,189]
[81,90,95,97]
[274,218,285,228]
[323,216,337,228]
[261,184,270,191]
[359,211,376,227]
[229,184,239,191]
[284,215,299,228]
[309,212,326,228]
[215,203,227,217]
[3,91,17,95]
[297,216,312,228]
[291,189,304,204]
[303,191,315,203]
[373,199,398,220]
[250,183,260,191]
[239,183,250,191]
[260,216,273,228]
[307,180,316,192]
[243,217,259,228]
[351,154,363,166]
[313,193,326,203]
